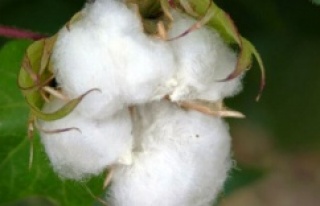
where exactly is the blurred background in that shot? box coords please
[0,0,319,205]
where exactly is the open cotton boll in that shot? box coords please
[52,0,176,119]
[85,0,177,102]
[168,11,242,102]
[52,22,124,119]
[85,0,177,103]
[39,98,133,180]
[108,101,232,206]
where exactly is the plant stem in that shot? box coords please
[0,25,46,40]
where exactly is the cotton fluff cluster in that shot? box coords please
[52,0,176,119]
[108,101,232,206]
[39,0,245,204]
[39,98,133,180]
[168,11,242,102]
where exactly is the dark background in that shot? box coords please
[0,0,320,205]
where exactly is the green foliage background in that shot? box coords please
[0,0,319,205]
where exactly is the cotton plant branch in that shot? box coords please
[0,25,46,40]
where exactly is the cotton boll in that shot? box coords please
[88,0,177,103]
[52,0,176,119]
[88,0,177,102]
[39,98,133,180]
[105,33,177,103]
[168,11,242,102]
[108,101,232,206]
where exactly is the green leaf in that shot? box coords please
[223,166,265,196]
[312,0,320,5]
[0,40,105,206]
[0,40,31,137]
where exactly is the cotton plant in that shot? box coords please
[18,0,265,205]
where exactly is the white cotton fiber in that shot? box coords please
[39,98,133,180]
[168,11,242,102]
[108,101,232,206]
[52,0,176,119]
